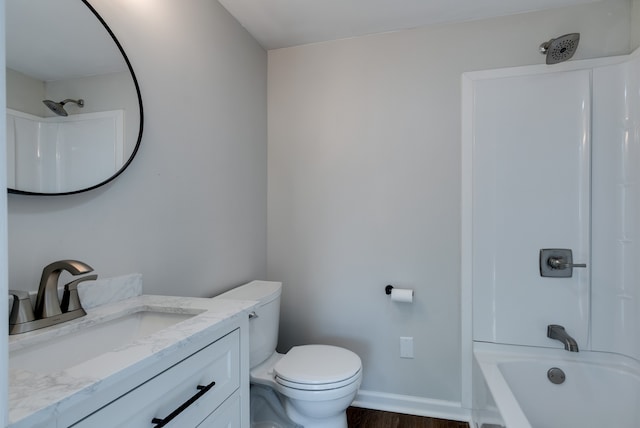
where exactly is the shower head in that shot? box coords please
[539,33,580,65]
[42,98,84,117]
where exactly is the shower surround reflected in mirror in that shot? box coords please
[6,0,143,195]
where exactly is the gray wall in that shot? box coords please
[6,68,43,116]
[633,0,640,49]
[7,0,268,297]
[267,0,633,409]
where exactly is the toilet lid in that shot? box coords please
[274,345,361,385]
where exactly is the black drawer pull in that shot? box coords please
[151,381,216,427]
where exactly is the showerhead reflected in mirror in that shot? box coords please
[42,99,85,117]
[6,0,143,195]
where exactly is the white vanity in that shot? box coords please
[8,283,257,428]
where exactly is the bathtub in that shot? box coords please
[474,342,640,428]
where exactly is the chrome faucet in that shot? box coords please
[34,260,93,318]
[547,324,579,352]
[9,260,97,335]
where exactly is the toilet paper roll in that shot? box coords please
[391,288,414,303]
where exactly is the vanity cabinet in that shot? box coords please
[72,329,240,427]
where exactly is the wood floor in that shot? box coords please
[347,407,469,428]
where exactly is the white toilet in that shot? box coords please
[218,281,362,428]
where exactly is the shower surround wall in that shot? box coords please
[7,109,124,192]
[463,48,640,420]
[469,67,592,348]
[591,52,640,359]
[6,70,139,160]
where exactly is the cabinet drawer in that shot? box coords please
[197,393,241,428]
[72,329,240,427]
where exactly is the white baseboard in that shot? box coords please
[352,389,472,424]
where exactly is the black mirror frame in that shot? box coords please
[8,0,144,196]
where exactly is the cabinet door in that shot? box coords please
[197,393,241,428]
[72,329,239,427]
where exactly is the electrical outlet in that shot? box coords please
[400,336,414,358]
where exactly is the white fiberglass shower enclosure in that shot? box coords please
[462,49,640,427]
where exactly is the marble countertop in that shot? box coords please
[8,292,257,427]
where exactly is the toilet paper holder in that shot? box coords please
[384,284,414,303]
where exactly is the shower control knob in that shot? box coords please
[539,248,586,278]
[547,257,586,270]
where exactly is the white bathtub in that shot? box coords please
[474,342,640,428]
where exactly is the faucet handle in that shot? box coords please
[9,290,35,325]
[61,274,97,313]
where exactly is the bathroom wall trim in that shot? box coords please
[353,389,472,423]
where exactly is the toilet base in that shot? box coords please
[284,400,348,428]
[250,385,301,428]
[250,381,356,428]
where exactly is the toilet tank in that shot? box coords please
[216,281,281,368]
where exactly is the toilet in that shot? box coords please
[217,281,362,428]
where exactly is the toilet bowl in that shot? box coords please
[216,281,362,428]
[251,345,362,427]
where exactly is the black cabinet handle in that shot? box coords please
[151,381,216,427]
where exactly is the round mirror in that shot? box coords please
[6,0,143,195]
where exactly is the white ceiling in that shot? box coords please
[218,0,602,50]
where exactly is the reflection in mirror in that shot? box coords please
[6,0,142,195]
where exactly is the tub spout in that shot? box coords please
[547,324,579,352]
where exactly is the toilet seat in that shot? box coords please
[273,345,362,391]
[276,369,361,391]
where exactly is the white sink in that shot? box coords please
[9,310,195,374]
